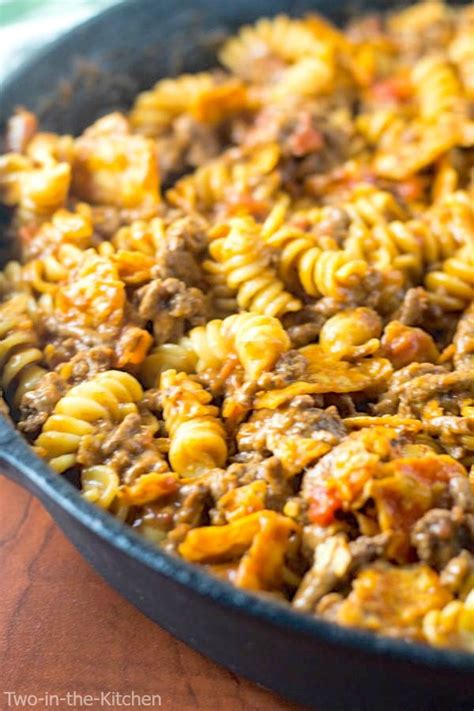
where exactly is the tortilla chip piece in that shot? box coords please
[119,472,178,506]
[255,349,392,409]
[337,563,452,640]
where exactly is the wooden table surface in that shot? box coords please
[1,475,302,711]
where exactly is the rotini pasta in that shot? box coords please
[1,1,473,651]
[202,258,238,318]
[140,343,198,388]
[219,15,337,101]
[166,143,281,214]
[130,72,248,136]
[425,245,474,310]
[262,213,371,300]
[412,54,463,122]
[182,311,290,381]
[81,464,121,509]
[35,371,143,473]
[0,294,46,407]
[160,369,227,475]
[209,215,302,316]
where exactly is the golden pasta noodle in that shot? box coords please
[160,369,227,475]
[35,371,143,472]
[182,311,290,381]
[1,1,473,651]
[131,72,249,135]
[0,294,46,407]
[425,245,474,311]
[209,215,302,316]
[167,143,281,214]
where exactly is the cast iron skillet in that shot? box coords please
[1,2,473,709]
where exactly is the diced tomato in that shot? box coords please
[395,177,426,202]
[308,484,342,526]
[391,456,466,486]
[19,224,39,247]
[370,76,411,103]
[288,113,325,157]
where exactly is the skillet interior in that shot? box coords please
[1,2,473,709]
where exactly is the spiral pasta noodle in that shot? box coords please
[111,217,164,255]
[81,464,120,509]
[23,244,85,294]
[209,216,302,316]
[160,369,227,475]
[427,190,474,249]
[219,14,335,98]
[182,311,290,381]
[412,55,463,122]
[344,186,410,227]
[202,258,238,318]
[0,152,71,227]
[1,1,473,651]
[371,220,456,278]
[35,371,143,473]
[263,219,370,300]
[130,72,248,136]
[423,591,474,651]
[425,245,474,311]
[167,143,281,213]
[0,294,46,407]
[357,109,407,151]
[140,343,198,388]
[0,261,28,297]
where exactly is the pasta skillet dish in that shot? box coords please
[0,0,473,651]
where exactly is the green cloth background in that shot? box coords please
[0,0,119,81]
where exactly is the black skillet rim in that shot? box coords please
[0,0,473,675]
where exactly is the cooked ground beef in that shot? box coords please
[293,532,389,612]
[447,475,474,512]
[453,304,474,371]
[397,371,474,418]
[374,363,449,415]
[440,550,474,594]
[18,371,67,436]
[258,350,310,388]
[424,414,474,460]
[394,286,446,332]
[238,401,346,457]
[135,277,207,344]
[100,413,146,458]
[155,214,208,285]
[411,508,474,570]
[207,454,292,522]
[143,480,212,553]
[76,412,168,483]
[59,346,114,385]
[286,321,323,348]
[43,317,120,353]
[157,115,225,185]
[395,287,429,326]
[281,306,326,348]
[174,482,212,527]
[242,103,358,196]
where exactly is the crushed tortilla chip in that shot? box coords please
[119,472,178,506]
[336,563,452,639]
[256,347,392,409]
[179,510,299,590]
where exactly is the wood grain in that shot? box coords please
[0,475,303,711]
